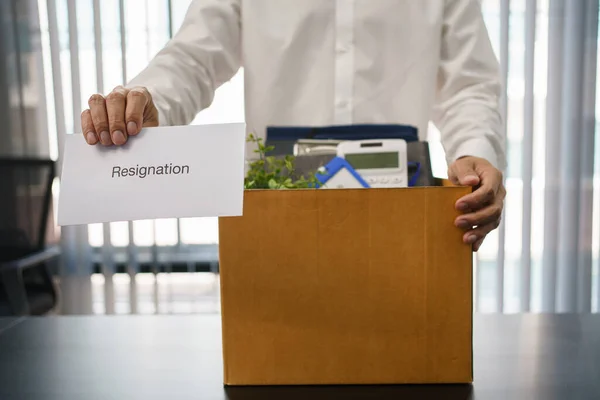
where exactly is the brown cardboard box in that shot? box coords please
[218,186,473,385]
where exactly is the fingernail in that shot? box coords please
[457,202,469,211]
[466,235,478,244]
[86,131,97,144]
[113,130,126,144]
[462,175,479,185]
[127,121,137,134]
[456,219,470,229]
[100,131,111,144]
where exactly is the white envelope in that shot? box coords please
[57,123,246,226]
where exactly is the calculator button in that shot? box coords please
[367,177,378,184]
[380,177,389,184]
[392,177,402,184]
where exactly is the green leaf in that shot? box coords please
[243,132,319,191]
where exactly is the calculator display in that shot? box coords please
[344,152,399,169]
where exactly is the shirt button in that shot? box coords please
[337,99,348,108]
[336,43,349,53]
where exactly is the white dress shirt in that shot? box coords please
[128,0,506,169]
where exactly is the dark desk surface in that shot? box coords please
[0,318,20,333]
[0,314,598,400]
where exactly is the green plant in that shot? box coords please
[244,133,319,189]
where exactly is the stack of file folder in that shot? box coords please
[266,124,436,187]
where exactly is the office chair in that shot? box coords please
[0,158,60,316]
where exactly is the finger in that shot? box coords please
[463,219,500,248]
[106,86,129,145]
[448,169,461,186]
[125,88,149,136]
[473,237,485,252]
[88,94,111,146]
[456,170,503,211]
[455,201,503,229]
[81,109,98,145]
[449,157,481,187]
[457,183,496,212]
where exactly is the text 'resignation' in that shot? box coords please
[112,163,190,179]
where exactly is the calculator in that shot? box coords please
[336,139,408,188]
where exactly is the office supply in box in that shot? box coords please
[219,187,473,385]
[406,141,435,187]
[287,147,427,188]
[265,124,418,156]
[294,139,340,156]
[314,157,370,189]
[266,124,436,186]
[407,162,422,187]
[336,139,409,188]
[289,154,336,181]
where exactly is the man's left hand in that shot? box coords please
[448,156,506,252]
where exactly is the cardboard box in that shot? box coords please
[218,186,473,385]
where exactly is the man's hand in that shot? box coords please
[448,156,506,252]
[81,86,159,146]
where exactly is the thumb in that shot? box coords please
[449,157,481,187]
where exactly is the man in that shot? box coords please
[81,0,506,251]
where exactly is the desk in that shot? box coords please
[0,318,21,333]
[0,314,598,399]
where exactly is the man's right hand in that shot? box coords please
[81,86,159,146]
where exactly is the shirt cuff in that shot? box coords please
[155,105,169,127]
[449,137,502,170]
[146,87,170,127]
